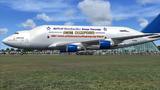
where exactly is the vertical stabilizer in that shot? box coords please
[142,14,160,33]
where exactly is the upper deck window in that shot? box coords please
[14,32,19,34]
[120,30,129,32]
[104,28,107,31]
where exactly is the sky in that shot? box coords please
[0,0,160,49]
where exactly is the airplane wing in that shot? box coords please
[111,33,156,44]
[48,33,160,50]
[81,33,157,46]
[112,34,155,41]
[48,42,71,49]
[148,34,160,39]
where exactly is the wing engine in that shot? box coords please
[99,40,111,49]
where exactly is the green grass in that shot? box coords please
[0,55,160,90]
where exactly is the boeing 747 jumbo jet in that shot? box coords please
[2,14,160,53]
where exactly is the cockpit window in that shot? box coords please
[16,37,24,39]
[15,32,19,34]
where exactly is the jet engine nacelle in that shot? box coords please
[67,44,78,52]
[60,43,83,52]
[99,40,112,49]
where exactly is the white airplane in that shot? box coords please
[2,14,160,52]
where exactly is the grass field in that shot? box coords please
[0,55,160,90]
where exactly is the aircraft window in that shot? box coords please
[15,32,19,34]
[104,28,107,31]
[16,37,24,39]
[120,30,129,32]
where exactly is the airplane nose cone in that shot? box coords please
[2,38,8,45]
[2,37,15,47]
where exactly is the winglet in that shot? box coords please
[142,14,160,33]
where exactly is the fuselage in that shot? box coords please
[2,25,149,50]
[3,14,160,52]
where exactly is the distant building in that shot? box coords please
[102,42,159,54]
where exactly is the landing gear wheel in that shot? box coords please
[76,51,94,55]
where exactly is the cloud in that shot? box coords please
[36,13,54,22]
[78,0,112,26]
[112,4,160,21]
[35,9,82,22]
[65,9,75,17]
[21,19,36,29]
[138,18,149,28]
[136,0,160,5]
[64,22,74,26]
[0,28,8,35]
[0,0,70,12]
[0,0,85,25]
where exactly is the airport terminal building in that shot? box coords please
[102,42,159,54]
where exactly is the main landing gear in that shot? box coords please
[76,51,94,55]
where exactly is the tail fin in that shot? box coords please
[142,14,160,33]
